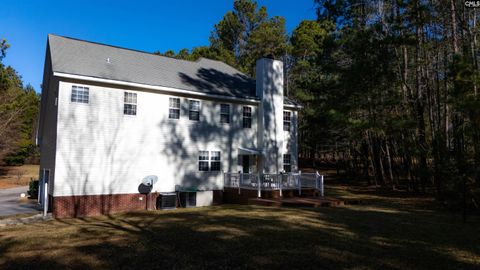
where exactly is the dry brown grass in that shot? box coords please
[0,165,39,189]
[0,184,479,269]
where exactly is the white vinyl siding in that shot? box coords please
[54,81,263,196]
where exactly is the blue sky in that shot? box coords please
[0,0,317,92]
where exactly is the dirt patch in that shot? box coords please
[0,165,39,189]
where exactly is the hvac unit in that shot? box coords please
[179,192,196,208]
[157,192,177,210]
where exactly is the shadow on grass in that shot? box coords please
[1,204,479,270]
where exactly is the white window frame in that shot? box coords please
[124,92,137,116]
[283,154,291,173]
[283,111,291,132]
[220,104,230,124]
[189,99,200,121]
[198,150,222,171]
[210,151,221,171]
[243,106,252,128]
[198,151,209,171]
[168,97,181,119]
[71,85,89,104]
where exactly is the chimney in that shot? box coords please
[256,58,284,174]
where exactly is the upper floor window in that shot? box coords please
[220,104,230,124]
[243,106,252,128]
[169,97,180,119]
[283,111,291,131]
[71,85,89,103]
[283,154,291,173]
[189,100,200,121]
[124,92,137,115]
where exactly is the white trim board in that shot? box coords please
[53,72,302,109]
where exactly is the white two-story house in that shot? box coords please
[38,34,301,217]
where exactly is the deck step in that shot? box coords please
[247,196,345,208]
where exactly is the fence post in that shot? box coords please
[257,173,261,198]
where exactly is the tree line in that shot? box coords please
[303,0,479,213]
[0,39,40,165]
[157,0,479,212]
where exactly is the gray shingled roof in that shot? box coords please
[48,34,257,99]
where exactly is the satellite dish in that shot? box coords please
[142,175,158,187]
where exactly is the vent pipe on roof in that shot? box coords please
[106,58,111,64]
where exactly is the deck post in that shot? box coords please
[239,172,242,195]
[257,173,261,198]
[279,173,283,197]
[298,170,302,196]
[320,173,324,197]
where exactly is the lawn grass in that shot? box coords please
[0,183,479,269]
[0,164,39,189]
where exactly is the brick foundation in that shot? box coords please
[52,190,223,218]
[52,193,160,218]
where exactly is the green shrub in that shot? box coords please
[28,179,39,199]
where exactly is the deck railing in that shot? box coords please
[223,171,324,198]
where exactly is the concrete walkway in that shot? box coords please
[0,186,40,217]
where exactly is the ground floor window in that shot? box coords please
[210,151,221,171]
[199,151,221,171]
[283,154,291,173]
[198,151,209,171]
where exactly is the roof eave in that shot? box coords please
[53,71,261,104]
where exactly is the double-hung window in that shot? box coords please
[189,100,200,121]
[283,154,291,173]
[198,151,209,171]
[243,106,252,128]
[220,104,230,124]
[71,85,89,103]
[210,151,221,171]
[283,111,291,131]
[198,151,222,171]
[124,92,137,115]
[169,97,180,119]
